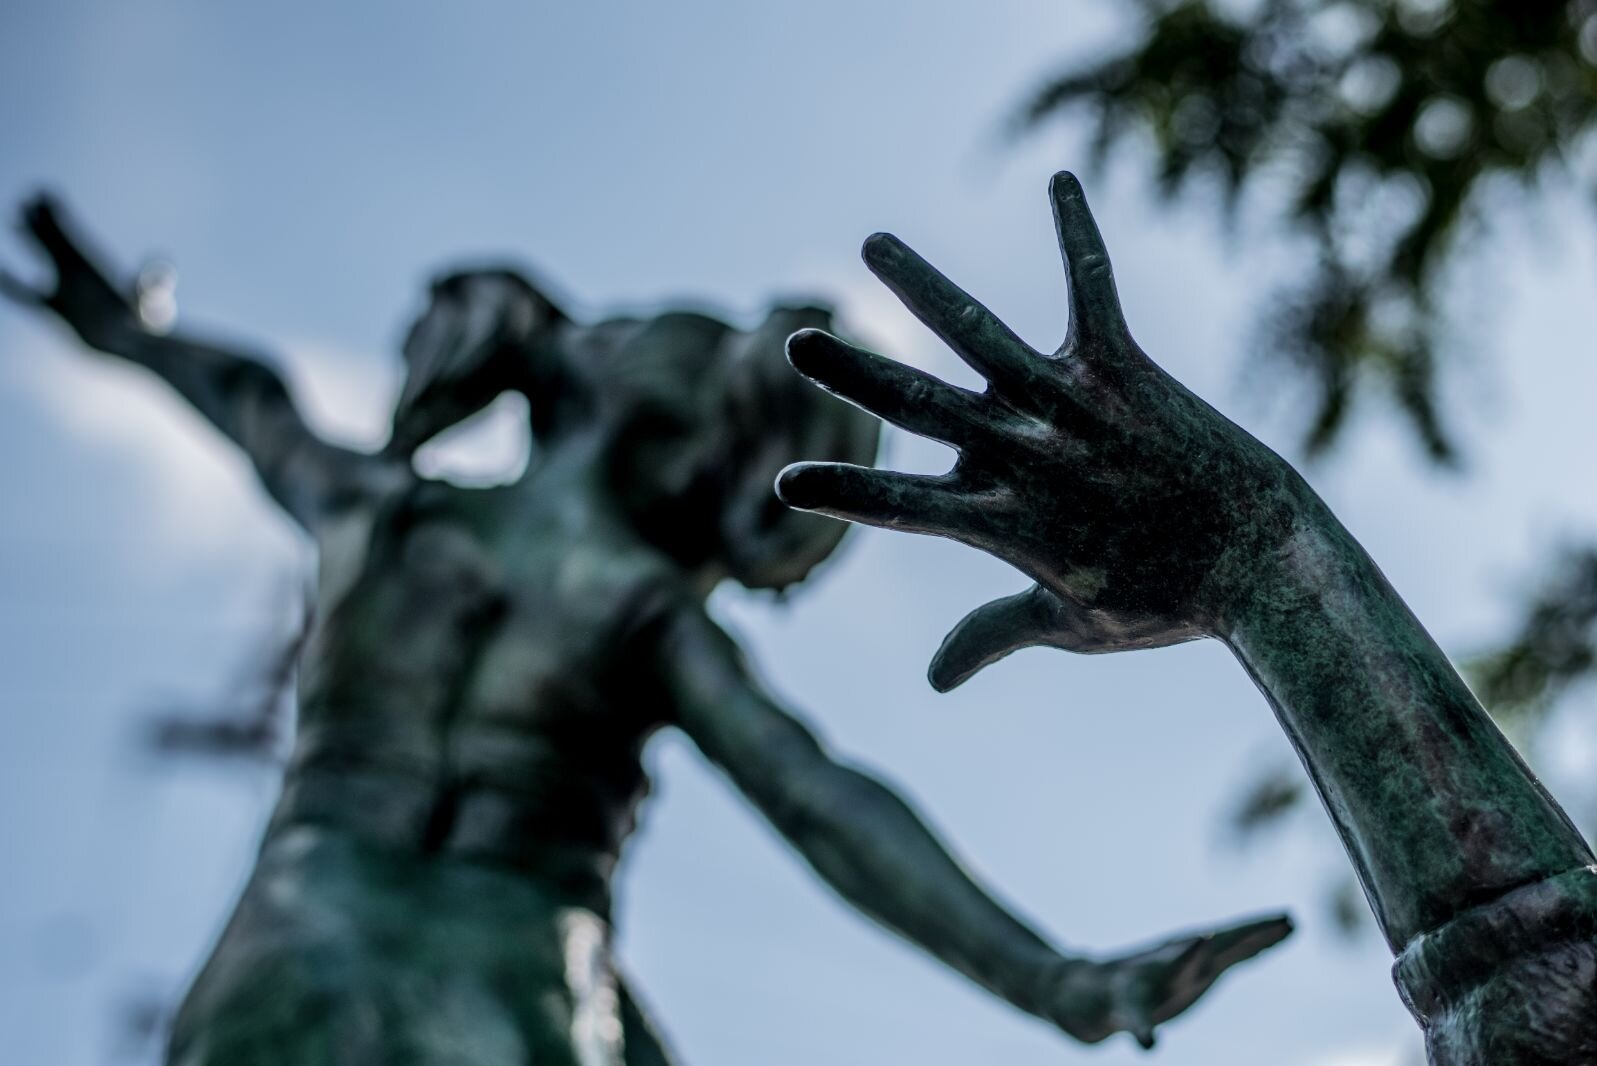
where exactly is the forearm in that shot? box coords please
[11,194,302,459]
[9,196,373,525]
[83,320,369,523]
[1213,486,1593,950]
[766,760,1071,1019]
[671,604,1288,1047]
[92,319,289,444]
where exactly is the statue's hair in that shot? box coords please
[712,304,881,592]
[388,266,570,456]
[428,265,570,331]
[574,302,881,592]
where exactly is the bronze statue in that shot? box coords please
[3,196,1288,1064]
[777,171,1597,1065]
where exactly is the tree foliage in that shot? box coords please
[1469,547,1597,719]
[1017,0,1597,460]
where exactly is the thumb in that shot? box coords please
[929,584,1079,692]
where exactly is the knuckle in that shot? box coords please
[1074,253,1111,280]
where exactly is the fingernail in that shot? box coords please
[784,328,830,372]
[926,659,959,694]
[774,463,824,508]
[1050,170,1083,199]
[861,232,903,269]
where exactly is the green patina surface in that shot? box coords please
[778,171,1597,1064]
[4,194,1289,1063]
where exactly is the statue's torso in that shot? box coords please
[274,459,684,911]
[175,456,694,1065]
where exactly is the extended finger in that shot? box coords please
[1146,913,1293,1027]
[1049,171,1129,346]
[786,328,985,447]
[21,193,100,276]
[861,232,1041,394]
[1186,913,1294,980]
[776,462,979,538]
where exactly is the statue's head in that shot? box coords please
[388,269,878,591]
[387,267,568,455]
[583,304,881,592]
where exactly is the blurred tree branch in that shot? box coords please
[1468,547,1597,719]
[1015,0,1597,461]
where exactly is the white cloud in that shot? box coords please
[6,342,267,550]
[4,334,401,560]
[412,391,532,487]
[277,337,398,450]
[280,339,533,486]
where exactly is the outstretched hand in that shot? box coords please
[777,172,1304,689]
[1050,913,1293,1048]
[2,193,140,350]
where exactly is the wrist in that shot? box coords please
[68,303,143,354]
[1199,466,1355,642]
[1034,956,1113,1044]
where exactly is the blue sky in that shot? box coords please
[4,3,1597,1064]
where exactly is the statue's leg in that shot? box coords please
[618,977,679,1066]
[168,827,610,1066]
[168,941,529,1066]
[166,862,530,1065]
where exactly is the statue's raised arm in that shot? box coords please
[778,172,1597,1063]
[2,195,389,529]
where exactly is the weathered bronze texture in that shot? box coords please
[4,195,1288,1062]
[777,171,1597,1064]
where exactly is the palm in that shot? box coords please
[1043,913,1292,1048]
[777,172,1294,690]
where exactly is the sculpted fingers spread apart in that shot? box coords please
[780,172,1300,687]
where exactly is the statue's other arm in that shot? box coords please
[659,604,1288,1049]
[2,195,385,529]
[776,172,1597,1057]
